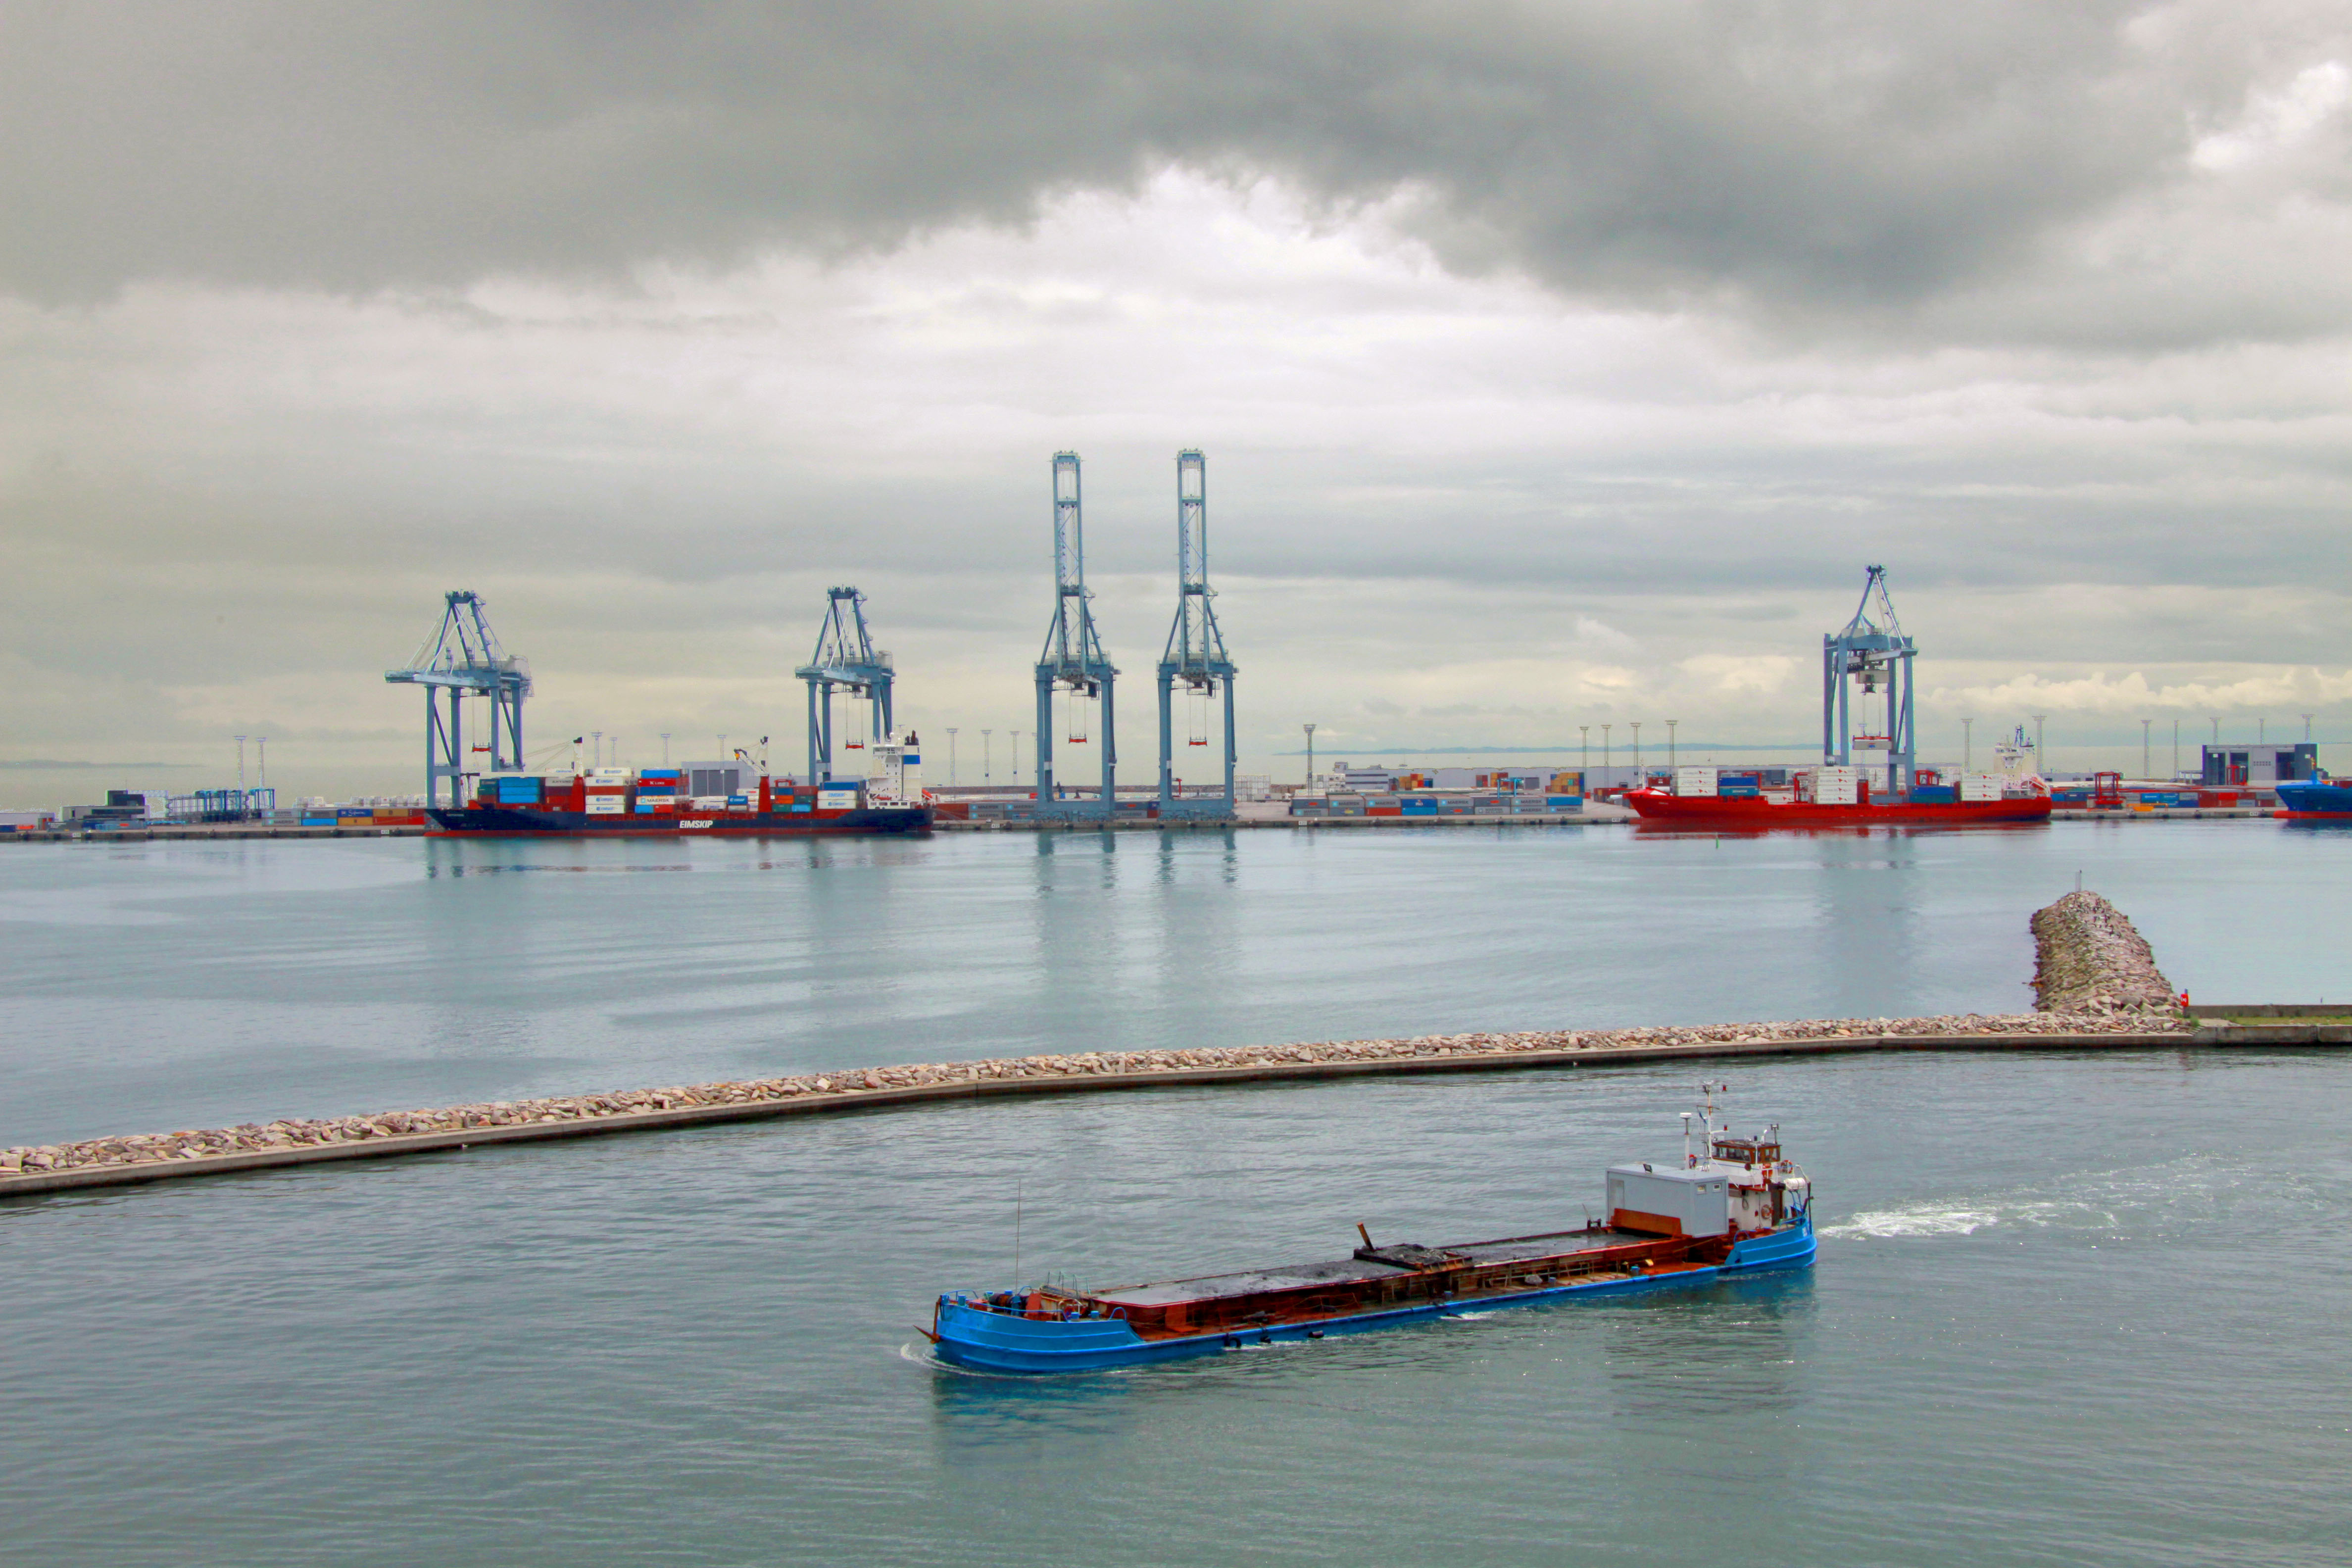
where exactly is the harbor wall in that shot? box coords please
[21,1010,2343,1202]
[2030,891,2180,1015]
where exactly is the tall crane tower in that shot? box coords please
[795,587,894,784]
[1157,449,1237,816]
[1034,452,1117,819]
[386,590,531,808]
[1822,565,1916,795]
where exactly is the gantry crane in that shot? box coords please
[1034,452,1117,819]
[386,590,531,808]
[1157,450,1237,816]
[795,587,894,784]
[1822,565,1916,794]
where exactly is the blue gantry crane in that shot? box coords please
[796,587,894,784]
[386,590,531,808]
[1157,450,1237,816]
[1034,452,1117,819]
[1822,565,1916,795]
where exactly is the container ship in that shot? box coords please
[2275,778,2352,819]
[927,1092,1814,1374]
[1626,765,2050,828]
[428,734,931,838]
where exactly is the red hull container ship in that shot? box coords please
[1625,765,2051,829]
[428,733,933,838]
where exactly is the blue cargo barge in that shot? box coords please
[929,1092,1814,1374]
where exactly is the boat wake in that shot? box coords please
[1822,1153,2272,1242]
[1821,1206,2010,1240]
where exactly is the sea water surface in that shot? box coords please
[3,822,2349,1566]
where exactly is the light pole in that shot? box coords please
[1579,725,1589,778]
[236,735,246,794]
[255,737,266,791]
[2031,714,2046,778]
[2258,717,2266,744]
[1666,719,1678,774]
[1602,724,1612,776]
[2209,716,2219,741]
[1304,723,1317,786]
[946,728,958,785]
[2302,713,2315,740]
[591,732,602,769]
[982,729,993,784]
[2141,719,2151,780]
[1963,717,1974,773]
[661,733,670,764]
[1012,731,1023,790]
[1630,721,1642,780]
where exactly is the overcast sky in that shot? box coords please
[4,0,2350,798]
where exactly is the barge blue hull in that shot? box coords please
[932,1217,1814,1375]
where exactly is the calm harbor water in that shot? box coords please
[2,820,2349,1146]
[4,822,2349,1566]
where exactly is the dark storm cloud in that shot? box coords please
[0,1,2259,319]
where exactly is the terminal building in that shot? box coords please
[2201,742,2318,786]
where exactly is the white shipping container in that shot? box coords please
[1675,767,1718,797]
[1606,1165,1731,1237]
[1958,774,2003,802]
[584,796,625,815]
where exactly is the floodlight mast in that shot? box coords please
[385,590,531,808]
[1034,452,1117,819]
[795,587,894,784]
[1158,450,1238,816]
[1821,565,1916,795]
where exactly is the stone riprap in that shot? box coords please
[0,1010,2188,1178]
[2030,891,2181,1016]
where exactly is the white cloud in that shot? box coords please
[1933,667,2352,715]
[1679,655,1800,695]
[2192,60,2351,171]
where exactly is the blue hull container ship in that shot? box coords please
[428,733,932,839]
[929,1093,1815,1374]
[2276,779,2352,820]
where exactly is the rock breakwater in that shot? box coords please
[0,1009,2186,1180]
[2031,891,2181,1016]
